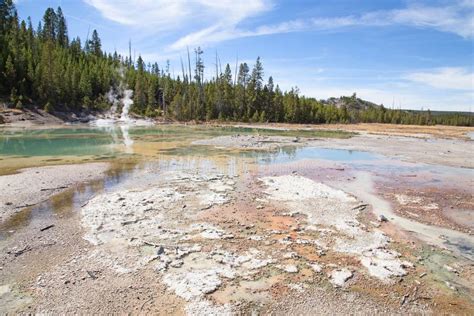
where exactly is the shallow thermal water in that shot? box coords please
[0,125,472,260]
[0,126,350,159]
[258,146,380,164]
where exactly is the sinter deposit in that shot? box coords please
[261,175,412,281]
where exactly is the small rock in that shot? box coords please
[445,281,457,291]
[170,260,184,268]
[285,265,299,273]
[155,261,169,272]
[444,265,458,274]
[329,269,353,287]
[283,252,299,259]
[370,221,381,228]
[308,262,322,273]
[378,214,388,222]
[157,246,165,255]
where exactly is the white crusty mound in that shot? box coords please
[80,169,282,312]
[262,175,354,202]
[193,134,303,150]
[261,175,411,282]
[81,187,183,245]
[81,170,236,246]
[163,269,222,301]
[261,175,359,235]
[185,299,233,316]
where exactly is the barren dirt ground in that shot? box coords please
[216,122,474,140]
[0,123,473,315]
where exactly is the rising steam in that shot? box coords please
[120,89,134,122]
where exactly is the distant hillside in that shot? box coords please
[321,94,380,111]
[322,96,473,117]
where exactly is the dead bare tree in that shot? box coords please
[187,46,192,83]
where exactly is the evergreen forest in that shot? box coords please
[1,1,472,126]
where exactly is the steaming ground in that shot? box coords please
[92,85,153,127]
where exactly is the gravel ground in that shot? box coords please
[0,108,64,126]
[266,286,421,315]
[0,163,109,223]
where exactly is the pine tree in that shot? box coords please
[88,29,101,57]
[0,0,15,29]
[248,57,264,118]
[273,85,284,122]
[146,81,157,116]
[0,0,16,94]
[235,63,249,120]
[265,76,274,121]
[193,47,205,119]
[194,47,204,84]
[42,8,57,41]
[250,57,264,90]
[4,54,16,90]
[133,78,146,112]
[56,7,68,47]
[222,64,233,118]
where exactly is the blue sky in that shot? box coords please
[15,0,474,111]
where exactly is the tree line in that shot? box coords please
[0,2,472,126]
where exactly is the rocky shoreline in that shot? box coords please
[0,163,109,224]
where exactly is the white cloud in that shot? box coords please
[85,0,473,50]
[398,7,469,36]
[308,1,474,38]
[169,19,305,50]
[84,0,189,28]
[170,0,473,50]
[84,0,271,32]
[170,25,235,51]
[405,67,473,90]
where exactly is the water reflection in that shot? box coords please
[0,153,253,238]
[0,128,115,156]
[120,125,134,153]
[257,147,378,164]
[0,161,137,240]
[0,125,352,160]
